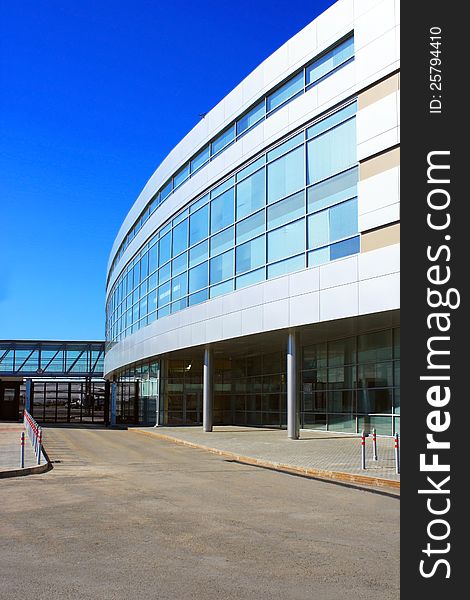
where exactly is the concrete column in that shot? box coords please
[287,330,299,440]
[25,379,32,413]
[110,382,117,427]
[203,347,213,432]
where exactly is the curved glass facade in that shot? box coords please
[106,101,359,344]
[107,35,354,283]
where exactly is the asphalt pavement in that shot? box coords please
[0,426,399,600]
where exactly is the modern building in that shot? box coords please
[104,0,400,437]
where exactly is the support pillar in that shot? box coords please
[203,347,213,432]
[287,329,299,440]
[110,382,117,426]
[25,379,32,413]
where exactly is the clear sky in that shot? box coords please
[0,0,335,341]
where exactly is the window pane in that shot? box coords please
[307,119,356,184]
[308,211,329,249]
[307,102,357,139]
[188,262,208,293]
[211,126,235,155]
[307,167,358,213]
[330,236,360,261]
[358,362,393,389]
[189,240,208,267]
[236,157,265,182]
[189,288,209,306]
[210,249,234,284]
[236,267,265,289]
[211,177,234,199]
[308,247,329,267]
[210,188,234,233]
[236,210,265,244]
[158,263,171,284]
[172,219,188,256]
[174,164,190,187]
[158,282,171,306]
[267,72,304,112]
[306,37,354,86]
[267,132,304,162]
[211,226,234,256]
[236,235,265,274]
[267,146,304,204]
[267,254,304,278]
[236,168,265,219]
[149,243,158,273]
[189,205,209,245]
[171,273,187,301]
[328,337,356,367]
[148,289,157,313]
[161,180,172,200]
[267,218,305,263]
[267,191,304,230]
[358,330,392,363]
[172,251,187,276]
[159,232,172,265]
[329,198,357,242]
[237,101,265,134]
[191,145,210,172]
[210,279,234,298]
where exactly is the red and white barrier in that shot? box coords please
[23,409,43,466]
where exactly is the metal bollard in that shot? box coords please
[37,429,42,465]
[394,432,400,474]
[20,432,25,468]
[372,428,378,461]
[361,430,366,470]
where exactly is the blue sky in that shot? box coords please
[0,0,334,340]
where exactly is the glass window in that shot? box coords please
[210,188,234,234]
[174,164,190,188]
[189,240,208,267]
[308,247,329,267]
[171,273,187,301]
[267,71,304,112]
[149,243,158,273]
[161,179,172,200]
[211,177,234,199]
[210,279,234,298]
[236,101,265,135]
[148,289,157,313]
[210,249,234,284]
[330,236,360,260]
[190,193,209,213]
[358,362,393,389]
[211,125,235,155]
[307,102,357,140]
[329,199,358,242]
[158,263,171,285]
[306,36,354,86]
[189,204,209,245]
[307,119,356,184]
[236,168,265,219]
[328,337,356,367]
[308,211,329,249]
[158,305,170,319]
[140,254,148,280]
[189,261,208,293]
[267,254,304,278]
[191,145,210,173]
[267,146,304,204]
[307,167,358,213]
[236,210,265,244]
[189,288,209,306]
[267,191,304,230]
[159,232,171,265]
[139,296,148,318]
[236,267,265,289]
[358,330,392,364]
[172,251,187,276]
[268,218,305,263]
[172,219,188,256]
[173,208,189,226]
[267,132,304,163]
[211,226,234,256]
[158,282,171,307]
[171,298,187,313]
[148,272,157,291]
[236,235,265,275]
[236,157,265,183]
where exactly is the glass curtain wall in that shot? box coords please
[107,101,358,344]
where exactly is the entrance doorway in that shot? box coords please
[0,381,20,420]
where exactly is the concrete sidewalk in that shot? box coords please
[0,422,44,477]
[133,426,400,491]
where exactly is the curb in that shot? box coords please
[131,428,400,491]
[0,448,52,479]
